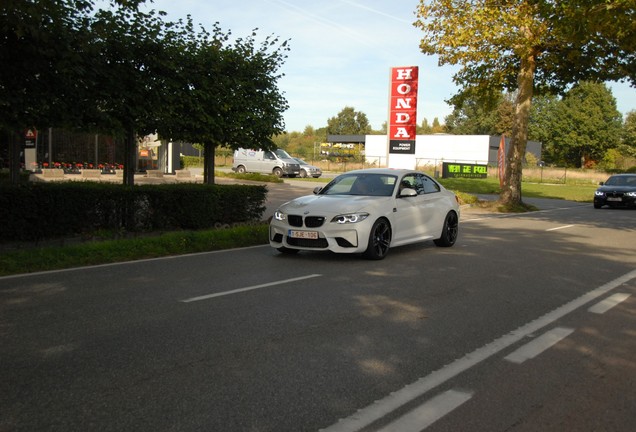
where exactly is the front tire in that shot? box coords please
[434,211,459,247]
[273,167,283,177]
[236,165,246,174]
[299,169,308,178]
[364,218,391,260]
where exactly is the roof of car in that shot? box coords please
[343,168,420,175]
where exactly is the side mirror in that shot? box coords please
[599,182,604,186]
[313,186,323,194]
[399,188,417,197]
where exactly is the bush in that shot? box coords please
[180,155,204,169]
[0,182,267,242]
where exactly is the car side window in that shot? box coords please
[420,174,440,194]
[400,175,417,194]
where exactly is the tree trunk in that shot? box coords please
[8,130,21,184]
[203,142,215,185]
[123,128,136,186]
[500,51,537,206]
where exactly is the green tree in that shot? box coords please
[0,0,95,182]
[326,107,372,135]
[445,96,500,135]
[88,3,186,185]
[549,81,622,167]
[495,96,515,137]
[444,92,513,136]
[1,0,188,185]
[165,24,289,184]
[415,0,635,206]
[622,111,636,158]
[417,118,432,134]
[1,0,289,186]
[431,117,445,134]
[528,94,560,162]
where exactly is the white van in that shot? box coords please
[232,148,301,177]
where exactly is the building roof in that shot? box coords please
[326,134,366,144]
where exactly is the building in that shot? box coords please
[327,134,542,169]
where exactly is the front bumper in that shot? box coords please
[594,194,636,208]
[269,220,372,254]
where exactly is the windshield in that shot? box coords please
[274,149,293,159]
[605,175,636,186]
[320,173,397,197]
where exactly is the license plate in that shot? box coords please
[607,197,622,202]
[289,230,318,239]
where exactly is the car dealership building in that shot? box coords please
[327,134,542,170]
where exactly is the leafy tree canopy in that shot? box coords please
[547,81,623,167]
[1,0,290,185]
[326,107,372,135]
[623,111,636,157]
[415,0,635,206]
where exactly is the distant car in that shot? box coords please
[293,158,322,178]
[269,168,460,260]
[594,174,636,209]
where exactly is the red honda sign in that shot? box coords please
[388,66,418,154]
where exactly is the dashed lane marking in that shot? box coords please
[180,274,322,302]
[504,327,574,364]
[376,390,473,432]
[320,269,636,432]
[588,293,631,314]
[546,224,575,231]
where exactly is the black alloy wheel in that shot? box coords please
[364,218,392,260]
[434,211,459,247]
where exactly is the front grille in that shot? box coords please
[288,215,303,227]
[286,237,328,248]
[607,192,624,198]
[286,215,325,228]
[305,216,325,228]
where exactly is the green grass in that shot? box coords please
[438,177,596,202]
[0,175,597,276]
[216,170,284,183]
[0,224,269,276]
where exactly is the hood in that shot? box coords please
[597,184,636,193]
[278,194,392,215]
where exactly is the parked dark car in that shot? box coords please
[593,174,636,209]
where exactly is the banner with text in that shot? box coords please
[388,66,418,155]
[442,162,488,179]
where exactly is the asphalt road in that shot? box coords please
[1,190,635,432]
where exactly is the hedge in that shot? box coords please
[0,182,267,242]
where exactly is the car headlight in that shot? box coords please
[273,210,286,221]
[331,213,369,224]
[594,191,605,196]
[625,192,636,197]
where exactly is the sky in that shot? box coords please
[144,0,635,133]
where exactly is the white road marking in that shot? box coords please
[588,293,631,314]
[462,205,588,223]
[504,327,574,364]
[377,390,473,432]
[180,274,322,302]
[320,269,636,432]
[546,224,575,231]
